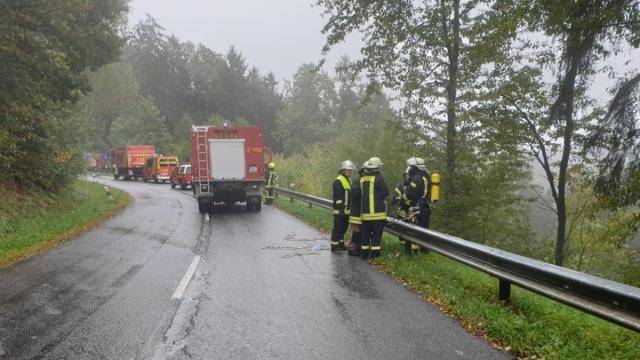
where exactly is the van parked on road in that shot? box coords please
[171,164,192,190]
[143,155,178,183]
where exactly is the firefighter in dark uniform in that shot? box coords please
[390,168,411,219]
[264,162,277,204]
[348,164,366,256]
[404,157,432,253]
[389,168,412,251]
[331,160,356,252]
[359,157,389,259]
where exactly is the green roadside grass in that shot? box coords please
[0,179,130,269]
[273,196,640,360]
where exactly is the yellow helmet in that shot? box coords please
[268,162,276,169]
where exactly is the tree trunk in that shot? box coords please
[552,34,584,266]
[445,0,460,196]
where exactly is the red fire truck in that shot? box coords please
[111,145,155,180]
[191,125,270,214]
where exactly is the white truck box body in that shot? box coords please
[209,139,245,179]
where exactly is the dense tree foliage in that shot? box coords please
[585,73,640,209]
[275,63,339,154]
[315,0,533,241]
[491,0,640,265]
[316,0,640,268]
[78,16,284,161]
[0,0,128,189]
[123,16,283,148]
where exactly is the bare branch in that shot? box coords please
[502,94,560,202]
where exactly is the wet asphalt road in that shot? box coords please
[0,177,508,360]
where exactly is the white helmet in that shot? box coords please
[340,160,356,171]
[406,157,427,171]
[365,157,384,169]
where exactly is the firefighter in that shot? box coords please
[264,162,278,204]
[389,168,412,251]
[359,157,389,259]
[389,168,411,219]
[331,160,356,252]
[404,157,432,253]
[348,163,366,256]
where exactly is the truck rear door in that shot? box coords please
[209,139,245,180]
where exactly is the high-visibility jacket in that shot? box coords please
[349,175,362,224]
[405,170,430,207]
[360,172,389,221]
[332,174,351,215]
[265,169,278,187]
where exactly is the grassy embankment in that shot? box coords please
[273,196,640,360]
[0,180,130,268]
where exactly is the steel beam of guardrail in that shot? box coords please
[273,187,640,332]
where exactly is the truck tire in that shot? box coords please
[255,201,262,212]
[208,201,215,215]
[154,176,159,184]
[171,182,176,189]
[198,202,207,214]
[114,174,119,180]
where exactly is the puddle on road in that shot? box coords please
[263,233,330,258]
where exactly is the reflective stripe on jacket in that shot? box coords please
[332,174,351,215]
[360,172,389,221]
[265,169,278,186]
[405,171,430,207]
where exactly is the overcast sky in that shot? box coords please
[128,0,362,83]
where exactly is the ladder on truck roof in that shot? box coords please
[194,127,210,191]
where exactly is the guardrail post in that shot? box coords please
[308,202,312,208]
[498,279,511,303]
[403,239,412,255]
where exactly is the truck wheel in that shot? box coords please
[114,174,119,180]
[154,176,159,184]
[143,178,148,183]
[208,202,215,215]
[198,202,207,214]
[180,184,186,190]
[255,202,262,212]
[171,182,176,189]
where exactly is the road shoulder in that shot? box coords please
[0,179,131,269]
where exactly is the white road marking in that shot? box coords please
[171,255,201,300]
[205,213,210,222]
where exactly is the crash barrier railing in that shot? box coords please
[273,186,640,332]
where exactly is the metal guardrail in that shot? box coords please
[274,187,640,332]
